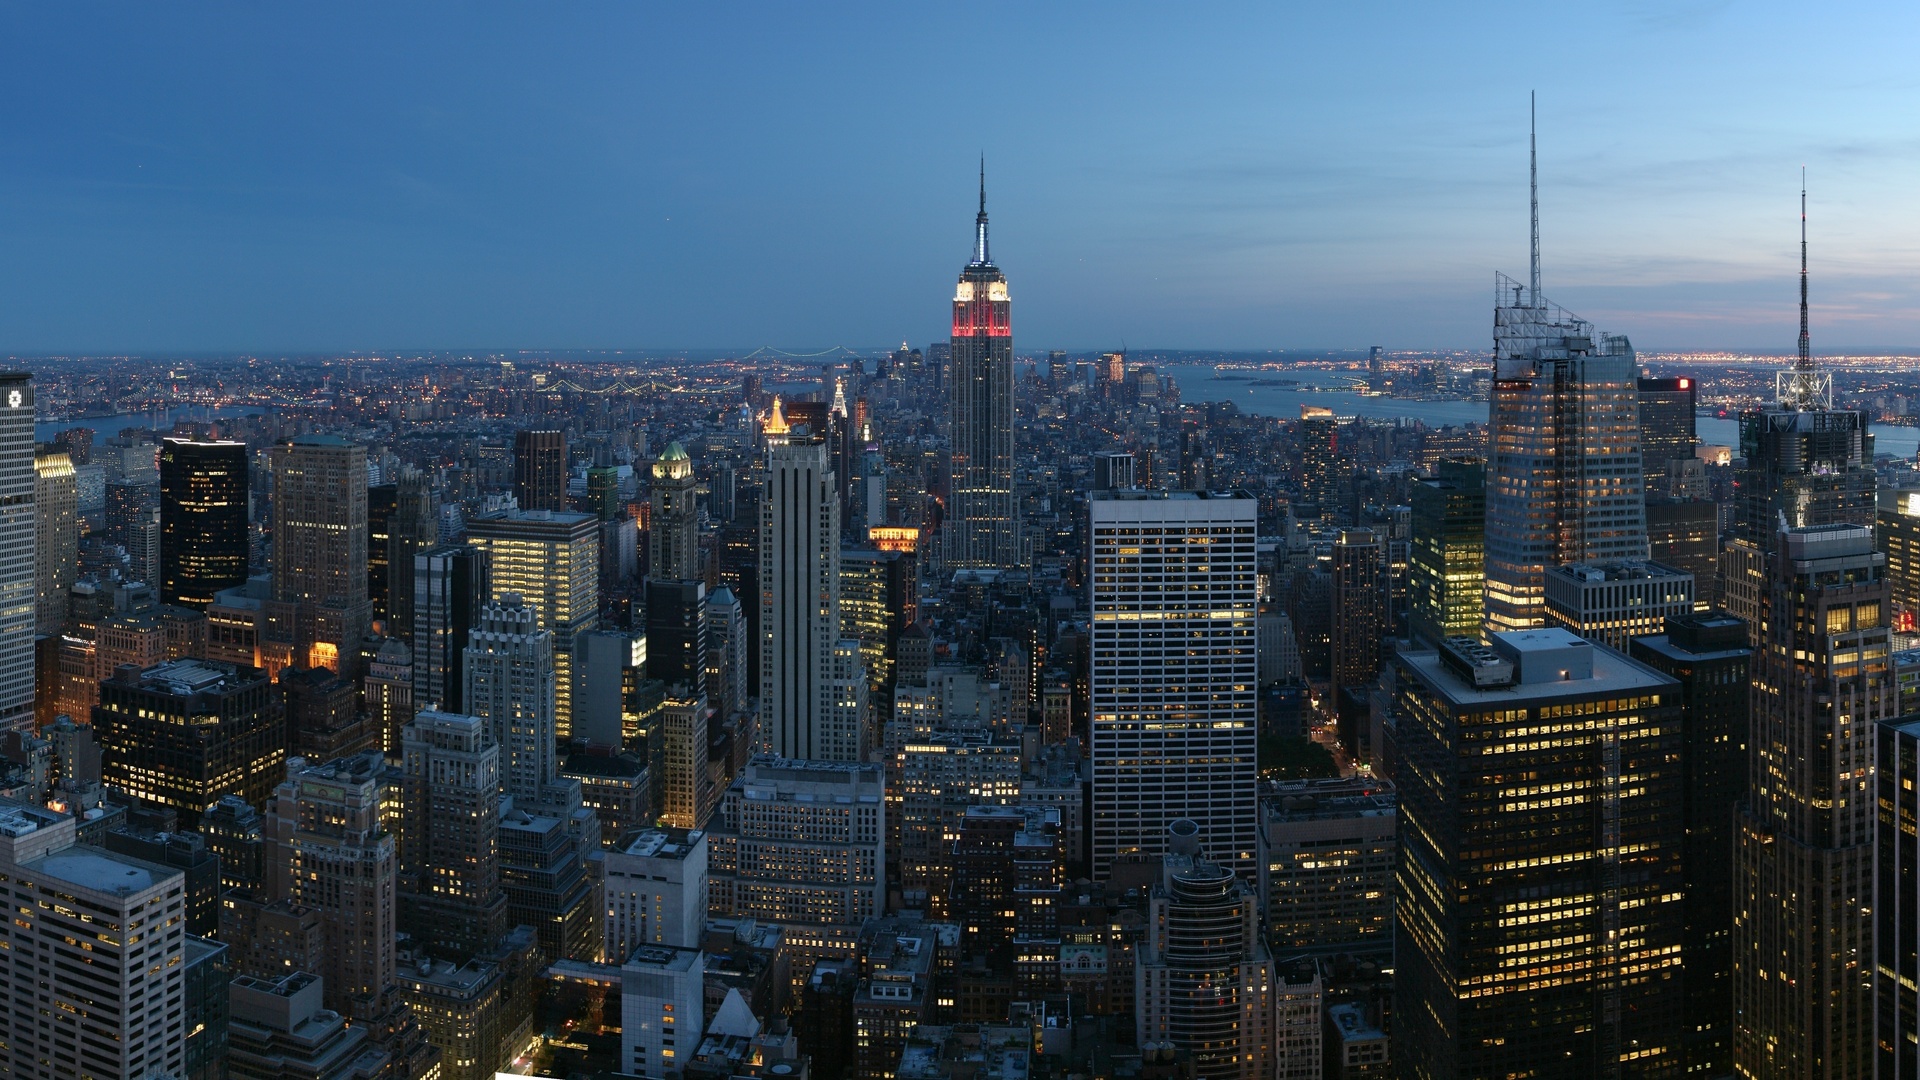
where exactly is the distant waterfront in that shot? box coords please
[35,406,261,443]
[1161,363,1920,459]
[1157,363,1486,427]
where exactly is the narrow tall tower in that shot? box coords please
[34,447,77,634]
[463,594,559,803]
[1733,525,1886,1077]
[268,435,369,673]
[1718,182,1875,641]
[1483,108,1648,630]
[759,402,860,761]
[160,436,249,610]
[513,429,568,513]
[0,373,34,732]
[1799,167,1811,369]
[946,164,1019,571]
[649,442,700,581]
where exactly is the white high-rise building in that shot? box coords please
[603,827,708,961]
[760,402,861,760]
[1088,489,1258,879]
[464,594,558,802]
[622,944,704,1079]
[0,799,189,1080]
[0,372,34,731]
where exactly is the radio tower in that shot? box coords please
[1778,169,1828,410]
[1797,167,1810,369]
[1530,91,1541,306]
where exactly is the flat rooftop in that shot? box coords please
[1088,488,1254,502]
[26,848,168,897]
[619,828,703,859]
[1400,639,1676,707]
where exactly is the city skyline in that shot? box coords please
[4,5,1920,352]
[7,8,1920,1080]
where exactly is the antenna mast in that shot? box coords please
[1530,92,1541,307]
[1797,166,1810,370]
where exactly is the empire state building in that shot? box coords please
[946,166,1019,571]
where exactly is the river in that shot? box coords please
[35,406,263,443]
[1157,362,1920,459]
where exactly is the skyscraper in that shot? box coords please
[644,578,708,697]
[1638,376,1698,492]
[659,692,709,829]
[264,752,398,1017]
[1297,406,1338,520]
[649,442,700,581]
[1258,777,1397,959]
[466,508,599,738]
[0,799,190,1080]
[1330,529,1384,702]
[586,464,621,522]
[33,446,77,634]
[839,546,915,724]
[412,543,488,715]
[1135,821,1274,1080]
[1393,629,1683,1078]
[385,467,438,642]
[760,402,862,761]
[268,435,370,672]
[1407,457,1485,646]
[1629,612,1751,1076]
[1484,116,1648,630]
[1543,559,1695,652]
[0,373,33,732]
[93,658,285,818]
[1734,524,1888,1078]
[463,595,558,804]
[707,756,885,966]
[1878,716,1920,1078]
[946,166,1018,571]
[160,437,249,610]
[513,429,568,513]
[1722,196,1875,650]
[1647,498,1720,610]
[398,709,509,959]
[1087,489,1257,878]
[705,585,748,723]
[604,827,708,959]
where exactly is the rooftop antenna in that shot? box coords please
[973,155,990,265]
[1797,166,1811,371]
[1530,92,1542,307]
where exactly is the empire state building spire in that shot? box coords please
[948,162,1017,571]
[972,157,991,266]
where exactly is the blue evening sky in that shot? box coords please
[2,2,1917,354]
